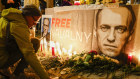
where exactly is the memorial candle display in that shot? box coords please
[40,40,78,61]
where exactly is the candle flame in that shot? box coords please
[68,52,72,58]
[43,38,47,44]
[50,41,55,47]
[73,51,77,55]
[68,45,72,53]
[56,42,60,48]
[40,39,43,44]
[62,48,67,53]
[33,27,36,30]
[128,54,132,57]
[58,49,62,55]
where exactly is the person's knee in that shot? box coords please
[31,37,40,53]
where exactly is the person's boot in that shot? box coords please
[13,58,28,76]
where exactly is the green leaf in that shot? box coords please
[84,54,91,62]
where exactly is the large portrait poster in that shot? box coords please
[45,5,140,64]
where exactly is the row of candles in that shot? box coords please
[40,38,77,60]
[39,37,140,65]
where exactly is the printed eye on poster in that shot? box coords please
[41,15,52,42]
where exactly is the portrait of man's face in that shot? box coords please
[43,18,50,35]
[97,7,132,57]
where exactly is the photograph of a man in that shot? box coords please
[41,15,52,42]
[96,5,136,63]
[42,18,50,36]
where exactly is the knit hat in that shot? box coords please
[22,4,42,16]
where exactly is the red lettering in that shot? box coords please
[66,19,71,28]
[55,18,60,27]
[61,19,66,27]
[51,18,55,27]
[51,18,71,28]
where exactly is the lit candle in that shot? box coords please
[58,49,62,56]
[128,54,133,65]
[50,41,55,56]
[68,52,72,58]
[68,45,73,58]
[40,39,43,52]
[62,48,67,55]
[62,48,67,60]
[41,44,43,52]
[52,47,55,56]
[56,42,61,56]
[44,38,47,51]
[49,41,52,52]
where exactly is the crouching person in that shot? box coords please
[0,4,50,79]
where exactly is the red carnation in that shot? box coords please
[89,50,97,55]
